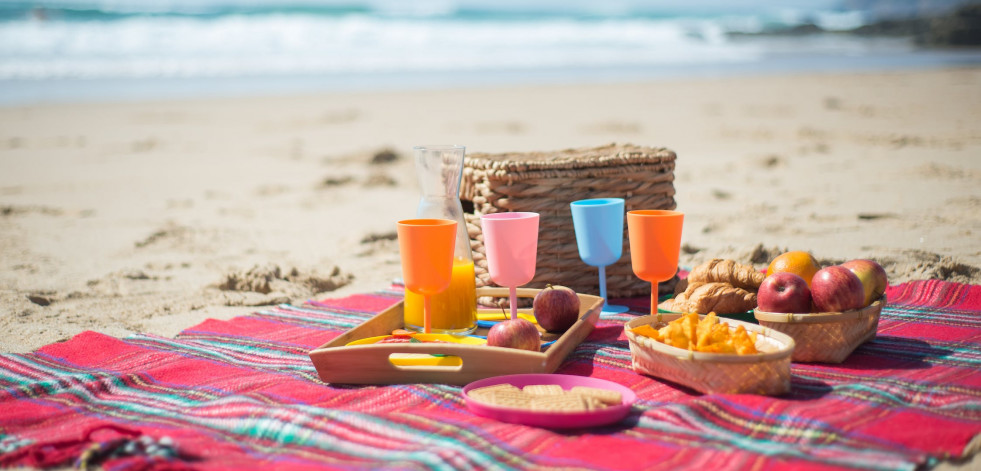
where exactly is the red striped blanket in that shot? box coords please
[1,280,979,470]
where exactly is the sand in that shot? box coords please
[2,67,981,470]
[1,67,980,356]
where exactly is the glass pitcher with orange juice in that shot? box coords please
[403,145,477,335]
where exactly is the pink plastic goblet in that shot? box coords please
[480,212,540,320]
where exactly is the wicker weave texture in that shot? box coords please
[628,340,792,395]
[754,299,883,363]
[462,144,677,298]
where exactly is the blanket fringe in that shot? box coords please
[0,424,192,470]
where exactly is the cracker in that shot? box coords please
[468,383,621,413]
[530,394,588,412]
[483,390,532,409]
[570,386,622,405]
[522,384,564,396]
[467,383,519,400]
[582,396,608,411]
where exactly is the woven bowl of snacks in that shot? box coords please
[754,296,884,363]
[624,313,795,396]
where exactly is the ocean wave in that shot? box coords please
[0,14,771,80]
[0,0,847,22]
[2,0,934,81]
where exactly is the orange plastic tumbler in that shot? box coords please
[396,218,457,333]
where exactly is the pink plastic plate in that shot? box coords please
[462,374,637,428]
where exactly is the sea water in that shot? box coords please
[1,0,979,105]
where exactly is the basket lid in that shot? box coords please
[461,143,676,202]
[465,143,675,174]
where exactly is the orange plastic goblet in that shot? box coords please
[397,218,458,333]
[626,210,684,316]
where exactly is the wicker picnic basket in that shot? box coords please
[625,314,795,395]
[754,296,884,363]
[461,143,678,299]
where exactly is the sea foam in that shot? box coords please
[0,5,857,80]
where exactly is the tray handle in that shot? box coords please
[313,343,546,385]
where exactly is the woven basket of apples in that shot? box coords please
[753,252,888,363]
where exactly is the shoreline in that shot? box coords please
[4,48,981,108]
[2,66,980,355]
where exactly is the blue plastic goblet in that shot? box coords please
[570,198,629,315]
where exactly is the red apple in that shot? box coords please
[758,272,812,313]
[533,285,580,332]
[840,259,888,306]
[811,266,865,312]
[487,318,540,351]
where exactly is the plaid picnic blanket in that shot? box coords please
[1,279,979,470]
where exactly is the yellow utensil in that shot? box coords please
[344,334,486,367]
[346,334,486,347]
[476,311,538,323]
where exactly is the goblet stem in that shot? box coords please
[598,265,608,309]
[651,282,659,321]
[424,295,432,334]
[509,286,518,320]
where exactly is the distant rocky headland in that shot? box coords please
[729,3,981,47]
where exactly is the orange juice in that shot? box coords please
[404,258,477,334]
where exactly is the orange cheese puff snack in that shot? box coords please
[630,324,661,341]
[697,323,737,354]
[697,312,719,335]
[732,326,759,355]
[682,312,699,345]
[656,313,699,350]
[658,321,690,350]
[636,311,761,355]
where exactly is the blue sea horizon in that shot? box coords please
[2,0,980,106]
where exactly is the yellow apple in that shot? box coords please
[841,259,888,306]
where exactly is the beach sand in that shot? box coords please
[2,67,981,469]
[2,67,980,355]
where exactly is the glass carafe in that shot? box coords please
[403,145,477,335]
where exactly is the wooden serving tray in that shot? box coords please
[309,287,604,385]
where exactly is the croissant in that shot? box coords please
[687,259,765,291]
[670,281,757,314]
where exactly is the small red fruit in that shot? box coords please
[487,318,540,352]
[533,285,580,332]
[758,272,812,313]
[811,266,865,312]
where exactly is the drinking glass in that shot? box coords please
[626,210,684,316]
[397,218,458,333]
[570,198,629,315]
[480,212,540,320]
